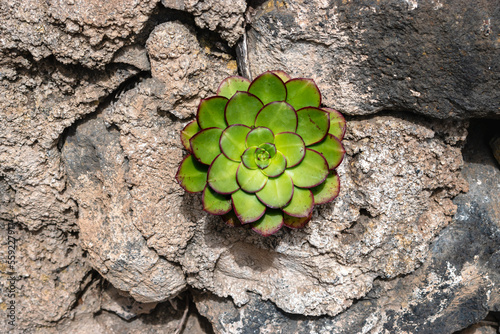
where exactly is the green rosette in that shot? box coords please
[176,71,346,236]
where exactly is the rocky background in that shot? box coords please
[0,0,498,333]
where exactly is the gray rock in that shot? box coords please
[246,0,500,119]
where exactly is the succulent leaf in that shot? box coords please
[308,134,345,170]
[232,189,266,223]
[311,170,340,204]
[190,127,223,165]
[241,146,259,169]
[220,124,251,161]
[236,163,268,193]
[286,149,329,188]
[256,173,294,208]
[274,132,305,167]
[262,151,286,177]
[285,78,321,110]
[246,127,274,147]
[283,187,314,217]
[252,210,284,236]
[248,72,287,104]
[255,102,297,134]
[208,154,240,194]
[283,212,312,229]
[270,70,291,83]
[225,92,263,126]
[197,96,228,129]
[181,120,201,152]
[176,154,208,193]
[203,186,232,215]
[296,107,330,146]
[258,143,277,158]
[323,108,347,140]
[217,76,251,99]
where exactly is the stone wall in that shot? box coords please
[0,0,498,333]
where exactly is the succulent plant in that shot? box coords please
[176,71,346,236]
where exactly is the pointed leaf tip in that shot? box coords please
[217,76,251,99]
[248,72,287,105]
[286,78,321,110]
[252,210,284,236]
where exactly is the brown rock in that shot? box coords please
[146,21,238,119]
[0,55,139,231]
[161,0,246,46]
[62,112,186,303]
[60,20,238,302]
[0,0,160,68]
[0,222,91,329]
[180,114,468,316]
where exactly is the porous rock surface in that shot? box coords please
[0,0,160,68]
[246,0,500,118]
[0,0,499,333]
[0,54,139,232]
[161,0,247,46]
